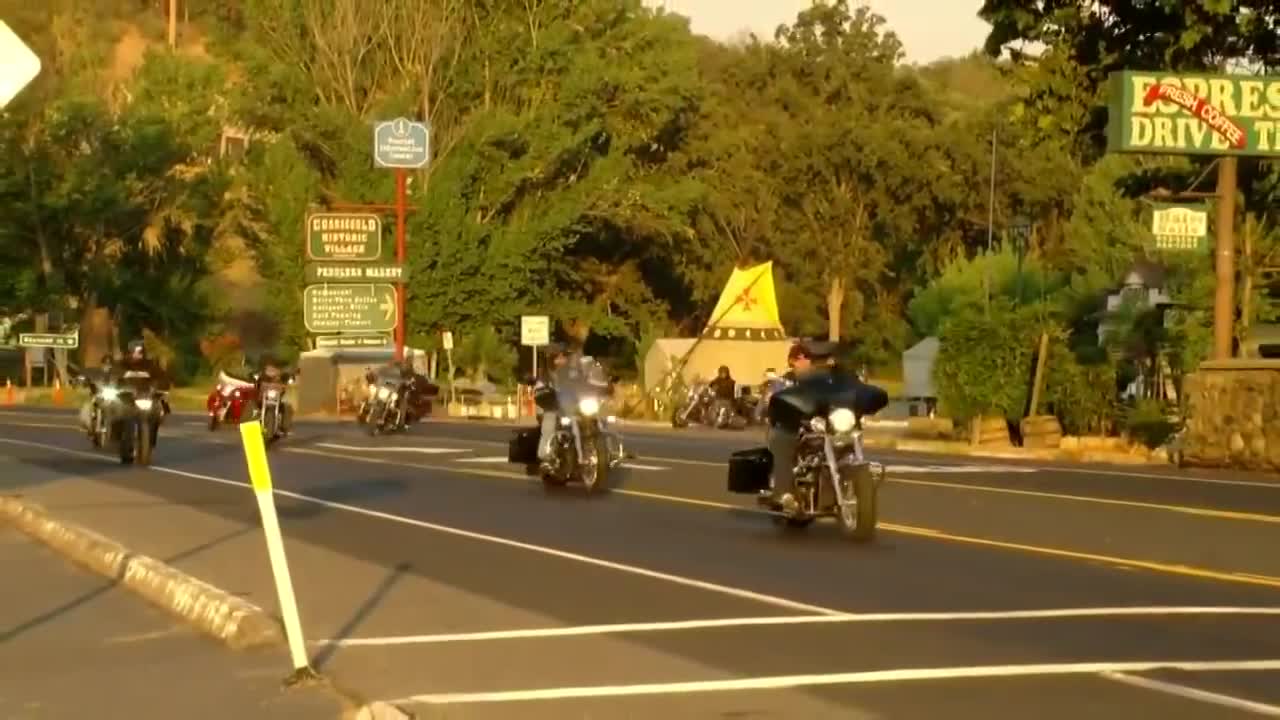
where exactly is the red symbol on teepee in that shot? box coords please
[736,289,757,311]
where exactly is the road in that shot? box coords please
[2,406,1280,718]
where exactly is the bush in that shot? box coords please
[1123,398,1178,449]
[1044,347,1117,435]
[933,301,1048,422]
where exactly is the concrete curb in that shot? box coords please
[0,495,283,651]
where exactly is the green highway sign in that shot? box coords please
[306,213,383,261]
[303,284,397,333]
[314,334,392,349]
[305,263,407,283]
[19,332,78,349]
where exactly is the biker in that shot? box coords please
[709,365,736,402]
[114,340,173,415]
[254,354,295,434]
[535,344,571,466]
[766,339,832,516]
[78,353,116,431]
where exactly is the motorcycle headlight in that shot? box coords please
[829,408,856,434]
[377,386,391,400]
[809,416,827,433]
[135,398,153,411]
[266,389,280,399]
[99,387,119,401]
[578,397,601,416]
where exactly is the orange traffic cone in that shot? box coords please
[4,379,12,406]
[52,378,64,406]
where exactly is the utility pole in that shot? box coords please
[167,0,177,49]
[1213,157,1238,360]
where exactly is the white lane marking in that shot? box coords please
[456,456,510,464]
[0,437,840,617]
[1036,465,1280,490]
[319,606,1280,647]
[316,442,468,455]
[1101,671,1280,717]
[392,659,1280,705]
[621,462,668,471]
[888,464,1036,474]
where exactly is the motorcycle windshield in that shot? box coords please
[551,359,609,411]
[117,371,156,396]
[769,371,889,425]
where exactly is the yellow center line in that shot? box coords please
[6,426,1280,591]
[888,476,1280,525]
[280,447,1280,591]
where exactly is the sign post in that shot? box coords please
[0,21,41,109]
[238,421,316,684]
[1106,71,1280,359]
[373,117,430,362]
[441,330,455,405]
[521,315,550,383]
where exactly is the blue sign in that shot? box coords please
[373,117,430,169]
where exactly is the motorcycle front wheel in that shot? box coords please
[262,405,279,446]
[137,419,154,466]
[837,465,878,542]
[580,435,610,495]
[118,419,136,465]
[366,400,386,436]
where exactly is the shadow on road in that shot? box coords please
[310,561,411,670]
[0,526,251,645]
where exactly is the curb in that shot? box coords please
[0,495,283,651]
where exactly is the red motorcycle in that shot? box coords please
[207,371,258,431]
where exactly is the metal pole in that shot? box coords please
[1213,157,1238,360]
[394,168,407,362]
[987,128,997,252]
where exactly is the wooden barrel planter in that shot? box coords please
[973,416,1011,446]
[1020,414,1063,449]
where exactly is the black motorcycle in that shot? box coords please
[727,374,888,542]
[254,369,296,446]
[110,370,167,466]
[672,383,740,429]
[363,367,438,435]
[74,372,116,449]
[508,361,624,494]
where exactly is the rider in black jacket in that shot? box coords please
[767,340,832,515]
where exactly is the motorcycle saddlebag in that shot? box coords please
[727,447,773,494]
[508,427,540,464]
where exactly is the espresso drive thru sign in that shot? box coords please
[1107,72,1280,156]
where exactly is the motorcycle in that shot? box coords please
[108,370,168,466]
[507,361,625,493]
[206,370,257,431]
[255,370,296,446]
[672,382,740,429]
[363,367,439,435]
[74,372,115,449]
[727,374,888,542]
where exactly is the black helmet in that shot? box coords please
[717,365,730,377]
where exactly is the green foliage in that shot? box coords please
[1044,346,1117,435]
[455,326,517,384]
[908,245,1063,338]
[1123,398,1179,449]
[933,300,1050,421]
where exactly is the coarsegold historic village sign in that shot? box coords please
[1106,71,1280,360]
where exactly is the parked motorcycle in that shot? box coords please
[727,374,888,542]
[508,359,624,493]
[206,371,258,431]
[671,383,740,429]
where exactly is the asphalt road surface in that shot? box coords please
[3,407,1280,718]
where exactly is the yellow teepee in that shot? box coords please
[701,261,786,341]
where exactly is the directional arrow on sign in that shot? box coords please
[379,289,396,322]
[0,21,41,110]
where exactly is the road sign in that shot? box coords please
[305,263,406,283]
[521,316,550,346]
[303,284,398,333]
[313,334,392,349]
[0,21,41,109]
[306,213,382,261]
[373,117,430,169]
[1150,202,1209,252]
[19,332,77,349]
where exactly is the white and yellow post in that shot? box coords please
[239,420,316,683]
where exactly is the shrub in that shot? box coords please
[933,301,1048,423]
[1123,398,1178,449]
[1044,347,1117,435]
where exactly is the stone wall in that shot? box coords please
[1182,360,1280,471]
